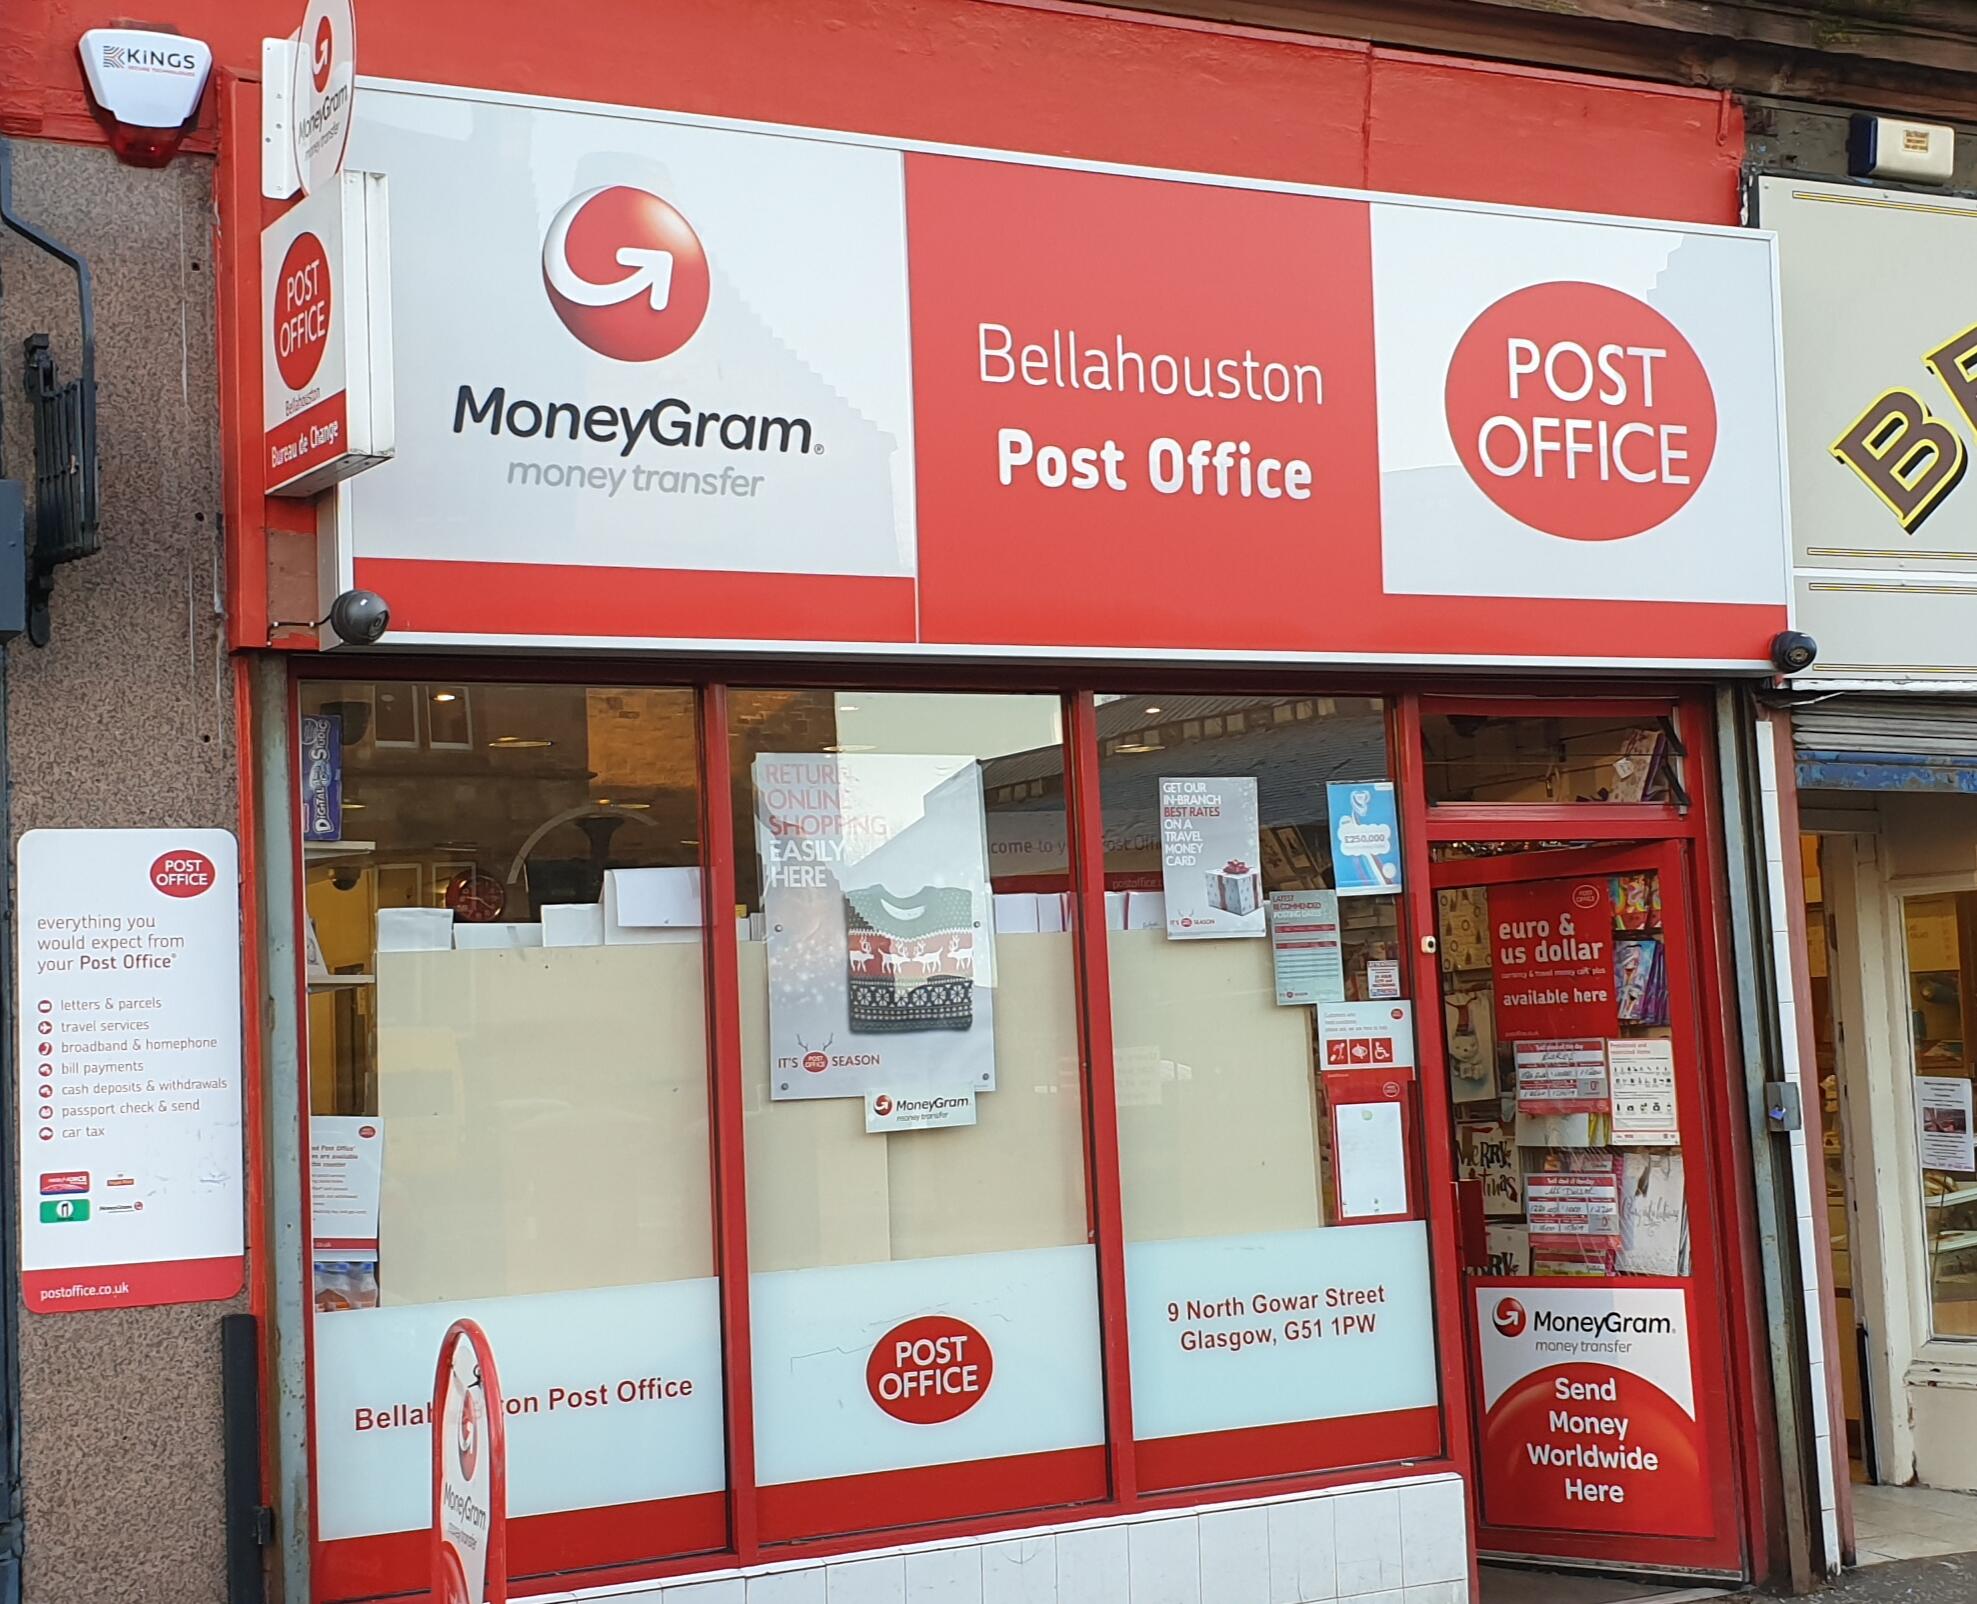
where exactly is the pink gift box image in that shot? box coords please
[1205,858,1260,916]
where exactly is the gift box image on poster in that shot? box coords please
[755,753,997,1101]
[1159,777,1264,939]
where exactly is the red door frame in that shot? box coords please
[1406,688,1781,1581]
[279,662,1774,1600]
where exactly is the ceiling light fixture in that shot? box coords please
[487,736,553,750]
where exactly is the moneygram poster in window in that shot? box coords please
[755,753,997,1101]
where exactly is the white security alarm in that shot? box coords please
[78,28,213,163]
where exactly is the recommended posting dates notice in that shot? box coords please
[1166,1280,1390,1352]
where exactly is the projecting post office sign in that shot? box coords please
[262,168,395,497]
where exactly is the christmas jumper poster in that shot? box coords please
[755,753,998,1102]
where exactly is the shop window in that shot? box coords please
[1097,694,1442,1491]
[299,681,726,1590]
[1898,891,1977,1341]
[728,691,1106,1541]
[1424,714,1686,806]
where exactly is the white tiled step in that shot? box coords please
[565,1473,1471,1604]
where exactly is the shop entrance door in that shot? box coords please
[1433,840,1745,1579]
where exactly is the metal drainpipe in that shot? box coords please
[251,654,311,1604]
[1714,683,1821,1590]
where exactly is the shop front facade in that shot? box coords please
[220,14,1823,1601]
[1764,169,1977,1496]
[0,2,1857,1600]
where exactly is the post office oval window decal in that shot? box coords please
[866,1315,994,1424]
[1444,281,1717,541]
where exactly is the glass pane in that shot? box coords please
[300,681,725,1573]
[1424,714,1683,805]
[1802,835,1864,1469]
[1099,693,1442,1490]
[731,691,1105,1540]
[1443,867,1689,1280]
[1900,891,1977,1341]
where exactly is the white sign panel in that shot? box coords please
[755,753,997,1102]
[343,92,913,587]
[16,829,243,1313]
[750,1246,1104,1487]
[1126,1221,1437,1443]
[1316,1000,1416,1070]
[864,1088,977,1133]
[1763,176,1977,682]
[263,169,394,498]
[314,1279,724,1541]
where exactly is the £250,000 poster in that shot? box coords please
[755,754,997,1101]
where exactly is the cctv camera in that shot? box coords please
[1771,631,1818,675]
[327,589,390,647]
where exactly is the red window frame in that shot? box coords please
[283,664,1768,1601]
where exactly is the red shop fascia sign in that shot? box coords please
[257,78,1793,670]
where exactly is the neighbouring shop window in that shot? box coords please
[728,691,1106,1541]
[1898,890,1977,1341]
[1424,714,1686,806]
[1097,693,1441,1490]
[299,681,726,1579]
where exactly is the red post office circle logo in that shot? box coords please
[542,186,711,363]
[802,1051,829,1075]
[866,1315,993,1424]
[1445,281,1716,541]
[150,850,217,898]
[273,231,332,393]
[1493,1296,1528,1338]
[1571,883,1602,911]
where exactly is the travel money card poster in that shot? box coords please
[755,753,997,1101]
[1159,776,1264,939]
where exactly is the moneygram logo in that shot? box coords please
[456,1388,481,1480]
[1493,1297,1527,1338]
[873,1094,894,1116]
[542,186,711,363]
[1533,1307,1674,1337]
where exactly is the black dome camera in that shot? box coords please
[1771,631,1818,675]
[327,589,391,647]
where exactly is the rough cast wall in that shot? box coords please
[1,140,236,1604]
